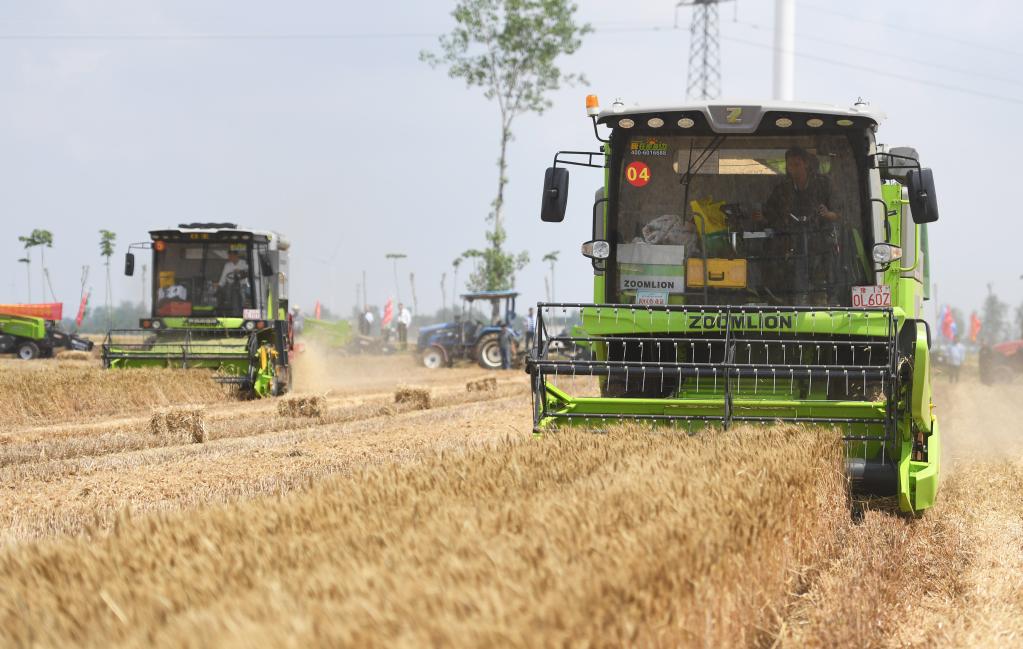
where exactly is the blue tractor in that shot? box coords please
[416,290,522,369]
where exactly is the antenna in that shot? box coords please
[677,0,733,100]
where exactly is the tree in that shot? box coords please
[422,0,589,293]
[451,257,462,308]
[542,250,559,301]
[17,257,31,302]
[99,230,117,327]
[1015,301,1023,339]
[32,230,54,301]
[17,233,36,301]
[979,284,1009,345]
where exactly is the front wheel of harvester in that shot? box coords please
[421,345,446,369]
[17,341,40,360]
[475,334,506,370]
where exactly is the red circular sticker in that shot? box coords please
[625,161,650,187]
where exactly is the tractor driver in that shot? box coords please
[217,249,249,287]
[752,146,840,303]
[215,248,250,310]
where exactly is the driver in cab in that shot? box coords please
[217,249,249,287]
[754,146,839,228]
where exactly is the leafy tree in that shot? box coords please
[1015,301,1023,339]
[31,230,55,301]
[423,0,589,293]
[17,233,37,301]
[99,230,117,327]
[979,284,1009,345]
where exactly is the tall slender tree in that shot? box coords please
[17,233,36,302]
[422,0,589,293]
[99,230,117,327]
[31,230,54,301]
[17,257,31,301]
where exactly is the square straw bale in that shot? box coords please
[394,385,431,410]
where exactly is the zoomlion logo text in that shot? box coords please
[688,314,794,330]
[630,138,668,157]
[623,279,675,289]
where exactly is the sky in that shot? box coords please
[1,0,1021,325]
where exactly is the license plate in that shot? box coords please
[636,290,668,306]
[851,285,891,308]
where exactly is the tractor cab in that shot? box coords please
[417,290,521,369]
[103,223,294,397]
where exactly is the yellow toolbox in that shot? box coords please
[686,258,748,289]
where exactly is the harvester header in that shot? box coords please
[528,96,942,513]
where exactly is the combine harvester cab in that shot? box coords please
[102,223,294,397]
[528,98,942,513]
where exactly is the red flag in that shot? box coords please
[969,312,982,342]
[75,291,89,327]
[314,300,321,320]
[382,299,394,326]
[941,306,956,340]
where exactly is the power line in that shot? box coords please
[798,1,1023,59]
[0,31,440,41]
[732,18,1023,89]
[721,33,1023,106]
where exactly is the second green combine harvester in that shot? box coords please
[529,97,941,513]
[102,223,294,397]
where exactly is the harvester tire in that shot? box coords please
[422,345,446,369]
[17,341,40,361]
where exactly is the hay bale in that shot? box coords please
[394,385,431,410]
[149,406,207,443]
[277,395,326,418]
[466,377,498,393]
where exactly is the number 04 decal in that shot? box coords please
[625,161,651,187]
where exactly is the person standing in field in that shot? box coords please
[499,321,513,370]
[523,307,536,351]
[948,335,965,383]
[397,302,412,351]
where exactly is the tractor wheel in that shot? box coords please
[17,341,40,360]
[422,346,446,369]
[475,334,505,370]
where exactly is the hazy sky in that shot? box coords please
[2,0,1020,324]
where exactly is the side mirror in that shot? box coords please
[907,168,939,224]
[124,252,135,276]
[540,167,569,222]
[259,252,274,277]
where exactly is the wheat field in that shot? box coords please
[0,354,1021,647]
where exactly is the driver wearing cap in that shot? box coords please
[217,249,249,287]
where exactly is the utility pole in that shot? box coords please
[385,253,407,302]
[677,0,732,100]
[773,0,795,100]
[441,272,447,316]
[408,272,418,315]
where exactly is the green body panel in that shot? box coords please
[0,315,47,341]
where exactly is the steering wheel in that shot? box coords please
[225,269,248,283]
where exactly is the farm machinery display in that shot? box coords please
[528,98,942,513]
[102,223,294,397]
[0,303,94,359]
[979,340,1023,384]
[417,290,522,369]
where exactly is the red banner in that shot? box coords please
[382,299,393,326]
[969,312,982,343]
[314,300,321,320]
[76,291,90,327]
[0,303,63,321]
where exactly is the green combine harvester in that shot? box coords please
[102,223,294,397]
[528,97,941,513]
